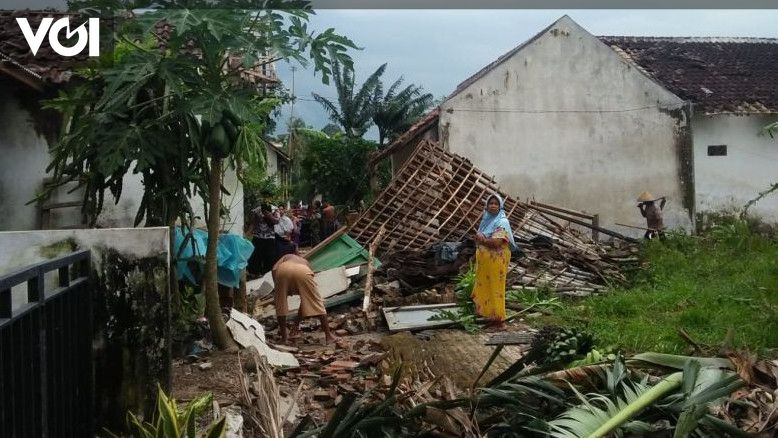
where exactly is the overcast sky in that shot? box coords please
[275,10,778,138]
[3,2,777,137]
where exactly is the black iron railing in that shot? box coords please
[0,250,93,438]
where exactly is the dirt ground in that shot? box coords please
[171,312,534,436]
[381,328,528,389]
[171,308,391,433]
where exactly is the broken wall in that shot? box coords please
[0,227,171,432]
[439,16,693,236]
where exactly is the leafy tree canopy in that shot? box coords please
[298,131,377,208]
[44,2,357,227]
[44,0,358,349]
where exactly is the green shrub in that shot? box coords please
[104,386,225,438]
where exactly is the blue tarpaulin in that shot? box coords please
[174,227,254,288]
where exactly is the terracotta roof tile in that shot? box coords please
[599,36,778,114]
[0,10,278,88]
[0,10,91,85]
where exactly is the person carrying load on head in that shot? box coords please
[637,191,667,240]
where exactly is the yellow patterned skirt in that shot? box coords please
[472,243,510,321]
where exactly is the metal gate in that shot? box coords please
[0,250,93,437]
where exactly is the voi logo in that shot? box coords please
[16,17,100,57]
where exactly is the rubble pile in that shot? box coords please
[505,237,639,297]
[176,143,661,435]
[277,339,384,399]
[347,140,640,298]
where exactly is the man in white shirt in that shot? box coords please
[274,207,296,257]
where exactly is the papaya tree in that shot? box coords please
[42,2,357,348]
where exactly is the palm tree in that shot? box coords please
[312,62,387,138]
[373,77,434,146]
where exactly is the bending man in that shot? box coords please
[271,254,335,344]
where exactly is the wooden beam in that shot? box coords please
[527,204,638,243]
[0,64,44,92]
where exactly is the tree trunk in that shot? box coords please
[168,220,180,322]
[204,156,237,350]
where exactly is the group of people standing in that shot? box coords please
[246,204,300,278]
[305,201,340,248]
[247,200,340,278]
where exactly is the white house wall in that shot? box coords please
[0,83,56,231]
[94,162,245,233]
[265,143,279,177]
[0,82,244,233]
[439,16,694,236]
[693,114,778,221]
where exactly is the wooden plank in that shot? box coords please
[529,200,595,220]
[351,158,434,242]
[526,204,638,243]
[416,165,474,247]
[439,177,493,242]
[359,139,439,223]
[382,304,460,332]
[362,225,386,314]
[393,158,456,250]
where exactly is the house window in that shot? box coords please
[707,145,727,156]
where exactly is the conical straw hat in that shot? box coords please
[637,191,655,202]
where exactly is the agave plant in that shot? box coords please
[104,386,225,438]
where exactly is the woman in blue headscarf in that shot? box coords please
[472,193,516,325]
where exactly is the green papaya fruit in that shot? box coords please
[221,116,239,144]
[209,123,230,158]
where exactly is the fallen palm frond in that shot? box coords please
[542,364,611,389]
[628,352,734,370]
[290,348,757,437]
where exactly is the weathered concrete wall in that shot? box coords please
[439,16,693,236]
[0,227,171,432]
[265,142,280,177]
[0,79,245,233]
[88,164,245,233]
[0,81,57,231]
[693,114,778,222]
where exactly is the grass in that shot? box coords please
[518,221,778,356]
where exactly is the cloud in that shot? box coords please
[275,9,778,137]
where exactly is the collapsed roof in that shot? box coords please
[349,140,638,294]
